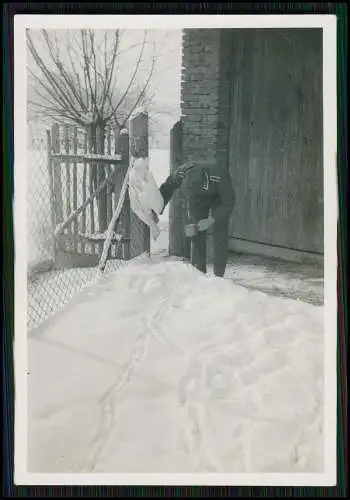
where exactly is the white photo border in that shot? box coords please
[14,14,338,487]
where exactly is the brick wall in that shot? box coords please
[178,29,232,262]
[174,29,323,262]
[181,29,232,168]
[169,29,232,259]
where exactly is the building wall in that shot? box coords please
[228,29,323,255]
[178,29,232,261]
[181,29,231,166]
[180,28,323,260]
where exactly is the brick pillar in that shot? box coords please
[179,29,232,263]
[181,29,221,164]
[181,29,232,166]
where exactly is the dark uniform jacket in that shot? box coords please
[160,162,235,223]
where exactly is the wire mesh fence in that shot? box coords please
[26,120,148,331]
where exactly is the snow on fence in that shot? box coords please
[27,115,150,331]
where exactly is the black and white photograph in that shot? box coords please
[14,15,337,485]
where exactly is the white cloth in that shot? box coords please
[128,157,164,240]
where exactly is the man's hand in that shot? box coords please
[197,216,215,232]
[173,162,196,180]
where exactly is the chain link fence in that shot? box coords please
[26,121,147,331]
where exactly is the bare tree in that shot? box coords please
[27,28,156,230]
[27,29,155,128]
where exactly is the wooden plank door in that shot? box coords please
[228,29,323,254]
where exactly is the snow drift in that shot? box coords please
[28,258,324,474]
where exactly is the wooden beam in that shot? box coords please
[54,166,117,238]
[50,153,123,164]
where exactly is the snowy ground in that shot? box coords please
[27,147,324,474]
[26,148,171,330]
[27,216,323,330]
[28,253,324,474]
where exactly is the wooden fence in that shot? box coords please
[47,117,149,270]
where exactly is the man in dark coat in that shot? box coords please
[155,162,235,278]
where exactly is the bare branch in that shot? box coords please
[121,42,156,128]
[104,30,148,124]
[41,30,83,115]
[27,66,72,118]
[81,29,96,116]
[27,28,159,130]
[100,30,120,116]
[89,30,99,115]
[28,67,86,126]
[27,31,83,123]
[28,100,85,126]
[106,94,121,129]
[66,34,86,110]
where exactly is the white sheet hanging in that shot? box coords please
[128,157,165,240]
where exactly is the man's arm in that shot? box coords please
[211,170,235,222]
[158,162,198,214]
[159,175,183,213]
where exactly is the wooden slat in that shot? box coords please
[50,153,122,163]
[107,129,112,156]
[107,129,112,224]
[96,124,104,255]
[75,232,129,244]
[46,130,57,263]
[52,124,63,224]
[81,130,87,254]
[98,158,134,272]
[72,126,78,252]
[113,126,120,157]
[54,165,117,238]
[64,125,71,244]
[89,166,96,254]
[228,29,323,253]
[88,126,96,256]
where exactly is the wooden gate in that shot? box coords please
[46,122,143,269]
[228,29,323,254]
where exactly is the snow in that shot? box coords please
[82,231,124,241]
[129,106,147,121]
[27,146,324,474]
[28,256,324,474]
[224,256,324,306]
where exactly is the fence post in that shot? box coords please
[169,120,190,259]
[106,128,113,225]
[88,125,96,254]
[46,130,57,266]
[118,131,131,260]
[72,126,78,253]
[129,109,151,257]
[96,123,107,235]
[64,125,72,248]
[52,123,63,224]
[81,130,87,255]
